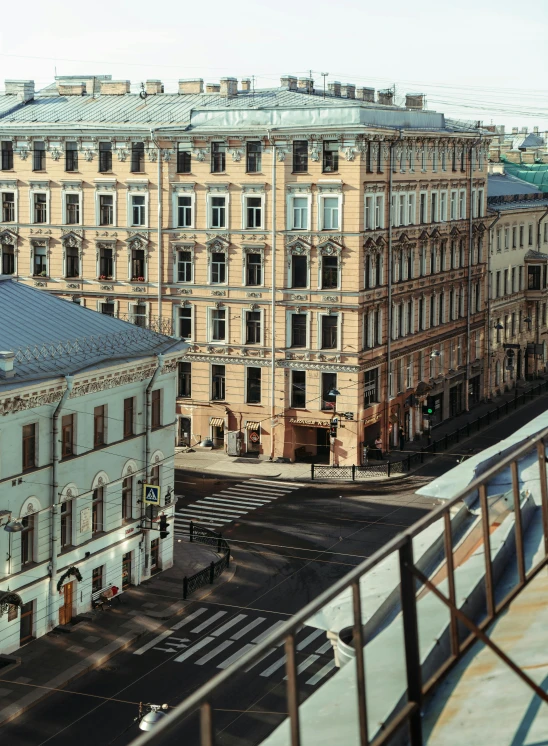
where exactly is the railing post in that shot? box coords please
[285,633,302,746]
[536,440,548,557]
[511,460,526,586]
[479,483,495,619]
[190,520,194,542]
[226,548,230,568]
[352,581,369,746]
[443,512,459,657]
[311,464,314,481]
[217,532,222,554]
[387,460,391,478]
[200,701,214,746]
[352,464,356,481]
[209,561,215,584]
[183,576,188,600]
[399,536,423,745]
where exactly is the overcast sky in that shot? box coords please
[1,0,547,130]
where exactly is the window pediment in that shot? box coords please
[0,228,18,246]
[206,235,230,253]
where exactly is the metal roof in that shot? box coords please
[488,197,548,212]
[488,173,542,197]
[0,278,186,385]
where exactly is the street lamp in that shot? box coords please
[138,703,169,731]
[3,519,23,576]
[430,350,441,357]
[494,323,504,330]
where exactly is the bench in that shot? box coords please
[91,586,123,610]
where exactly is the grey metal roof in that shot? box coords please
[488,197,548,212]
[520,133,545,149]
[0,278,186,385]
[488,173,542,197]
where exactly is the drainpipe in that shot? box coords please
[49,374,74,630]
[150,129,163,331]
[537,205,548,252]
[486,211,502,400]
[269,134,277,460]
[142,354,164,579]
[385,135,399,453]
[464,141,475,412]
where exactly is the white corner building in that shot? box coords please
[0,278,187,653]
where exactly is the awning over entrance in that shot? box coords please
[245,422,260,430]
[0,590,22,617]
[210,417,224,427]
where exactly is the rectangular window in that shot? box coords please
[92,566,104,593]
[321,315,338,349]
[407,193,415,225]
[99,246,113,278]
[178,362,192,398]
[177,196,192,227]
[322,141,339,173]
[177,250,192,282]
[123,397,134,438]
[92,489,103,535]
[99,195,113,226]
[440,192,447,222]
[529,225,534,246]
[61,414,74,457]
[33,244,47,276]
[2,192,14,222]
[211,196,226,228]
[131,195,146,226]
[321,255,338,289]
[122,477,133,522]
[34,193,47,223]
[459,191,466,219]
[94,405,105,447]
[1,141,13,170]
[211,252,226,283]
[66,194,80,225]
[321,372,337,410]
[246,196,262,228]
[131,142,145,173]
[212,364,225,400]
[322,197,339,230]
[293,141,308,173]
[246,253,262,286]
[151,389,161,428]
[99,142,112,172]
[21,515,34,565]
[528,265,541,290]
[363,368,379,406]
[177,143,191,174]
[60,500,72,548]
[246,141,262,172]
[2,244,15,275]
[291,255,307,288]
[33,141,46,171]
[246,367,262,404]
[22,423,36,471]
[211,309,226,341]
[291,314,307,347]
[291,370,306,408]
[178,306,192,339]
[211,142,226,173]
[292,196,309,229]
[431,192,438,223]
[245,311,261,344]
[419,193,427,224]
[131,249,145,279]
[101,302,114,316]
[65,141,78,172]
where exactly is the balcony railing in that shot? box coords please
[131,425,548,746]
[114,312,174,337]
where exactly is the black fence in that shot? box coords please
[311,380,548,481]
[182,522,231,600]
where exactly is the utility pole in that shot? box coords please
[321,72,329,99]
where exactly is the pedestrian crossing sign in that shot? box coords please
[143,484,161,505]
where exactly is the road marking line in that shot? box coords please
[244,648,277,672]
[195,640,234,665]
[218,643,256,669]
[171,608,207,630]
[230,617,265,640]
[229,485,287,495]
[212,614,248,637]
[247,479,304,488]
[191,610,227,633]
[305,659,336,685]
[133,630,172,655]
[284,654,319,679]
[252,620,285,644]
[188,503,246,515]
[220,490,275,501]
[177,510,232,522]
[212,493,271,504]
[204,497,265,508]
[260,655,286,677]
[174,636,214,663]
[315,641,333,654]
[297,628,324,650]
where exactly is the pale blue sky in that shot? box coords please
[1,0,547,129]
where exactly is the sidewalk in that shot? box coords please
[0,539,233,726]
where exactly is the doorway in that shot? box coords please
[212,424,225,449]
[20,601,34,645]
[122,552,132,590]
[59,581,74,626]
[150,539,160,574]
[316,428,330,463]
[179,417,191,447]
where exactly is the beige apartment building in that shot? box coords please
[0,75,491,463]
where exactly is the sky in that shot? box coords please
[1,0,547,131]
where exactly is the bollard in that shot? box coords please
[311,464,315,480]
[209,561,215,584]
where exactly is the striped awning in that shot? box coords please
[210,417,224,427]
[245,421,260,431]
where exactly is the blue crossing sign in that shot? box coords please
[143,484,161,505]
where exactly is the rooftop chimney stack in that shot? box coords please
[241,78,251,92]
[297,77,314,94]
[533,126,539,134]
[328,81,341,97]
[145,80,164,95]
[521,126,528,134]
[512,127,519,134]
[206,83,221,94]
[378,89,394,106]
[179,79,204,95]
[5,80,35,103]
[341,84,355,99]
[100,80,130,95]
[0,351,15,379]
[220,77,238,97]
[405,93,425,110]
[355,87,375,102]
[57,82,86,96]
[281,75,298,90]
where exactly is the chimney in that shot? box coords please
[298,77,314,94]
[534,126,539,134]
[4,80,34,103]
[145,80,164,95]
[512,127,519,134]
[341,84,355,99]
[405,93,425,110]
[0,351,15,379]
[281,75,298,90]
[356,87,375,103]
[378,89,394,106]
[206,83,221,94]
[220,77,238,97]
[328,81,341,97]
[179,78,204,95]
[521,126,528,134]
[100,80,130,95]
[241,78,251,92]
[57,82,86,96]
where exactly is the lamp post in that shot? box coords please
[138,703,169,731]
[4,518,24,576]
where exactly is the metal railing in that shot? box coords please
[182,522,230,600]
[132,427,548,746]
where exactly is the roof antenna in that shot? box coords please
[139,82,147,101]
[251,75,255,104]
[321,72,329,99]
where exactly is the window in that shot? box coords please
[319,372,336,411]
[133,304,147,327]
[60,501,72,548]
[94,405,105,447]
[363,368,379,406]
[177,143,191,173]
[419,297,425,330]
[178,362,192,398]
[291,370,306,408]
[528,225,533,246]
[33,141,45,171]
[293,141,308,172]
[211,252,226,283]
[246,141,262,172]
[211,308,226,341]
[34,193,47,223]
[323,141,339,172]
[65,194,79,225]
[177,196,192,227]
[21,515,34,565]
[245,311,261,344]
[528,266,541,290]
[322,197,339,230]
[1,141,13,170]
[65,142,78,172]
[2,244,15,275]
[321,255,338,289]
[99,195,113,225]
[210,196,226,228]
[291,314,307,347]
[92,488,103,535]
[131,195,146,226]
[131,142,145,173]
[178,306,192,339]
[131,249,145,280]
[440,191,447,222]
[288,196,307,232]
[123,397,134,438]
[246,367,262,404]
[92,566,104,593]
[459,191,466,219]
[212,364,225,400]
[99,246,113,278]
[122,477,133,522]
[177,250,192,282]
[99,142,112,172]
[60,413,74,458]
[33,244,47,276]
[246,196,262,228]
[245,253,262,285]
[211,142,226,173]
[2,192,14,222]
[151,389,161,428]
[291,255,307,288]
[100,303,114,318]
[321,315,338,349]
[431,192,438,222]
[22,423,36,471]
[419,192,427,224]
[365,194,384,230]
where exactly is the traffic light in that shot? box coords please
[330,423,337,438]
[159,514,170,539]
[422,403,434,416]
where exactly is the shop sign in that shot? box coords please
[249,431,260,443]
[289,418,330,428]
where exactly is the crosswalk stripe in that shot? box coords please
[195,640,234,665]
[228,485,287,495]
[133,630,172,655]
[244,647,277,672]
[230,617,265,640]
[297,628,324,650]
[188,503,246,515]
[212,492,271,504]
[315,640,333,655]
[174,636,214,663]
[212,614,248,637]
[220,491,275,502]
[204,497,265,509]
[305,659,336,685]
[191,610,227,633]
[284,654,319,679]
[252,620,286,644]
[218,642,255,669]
[221,488,275,499]
[177,509,235,522]
[248,479,303,489]
[260,654,286,677]
[176,511,226,521]
[171,608,207,630]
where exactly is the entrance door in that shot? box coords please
[122,552,132,590]
[212,424,224,448]
[179,417,191,447]
[59,581,74,626]
[20,601,34,645]
[316,428,330,463]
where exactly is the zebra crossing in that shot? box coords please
[134,605,336,687]
[174,478,303,533]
